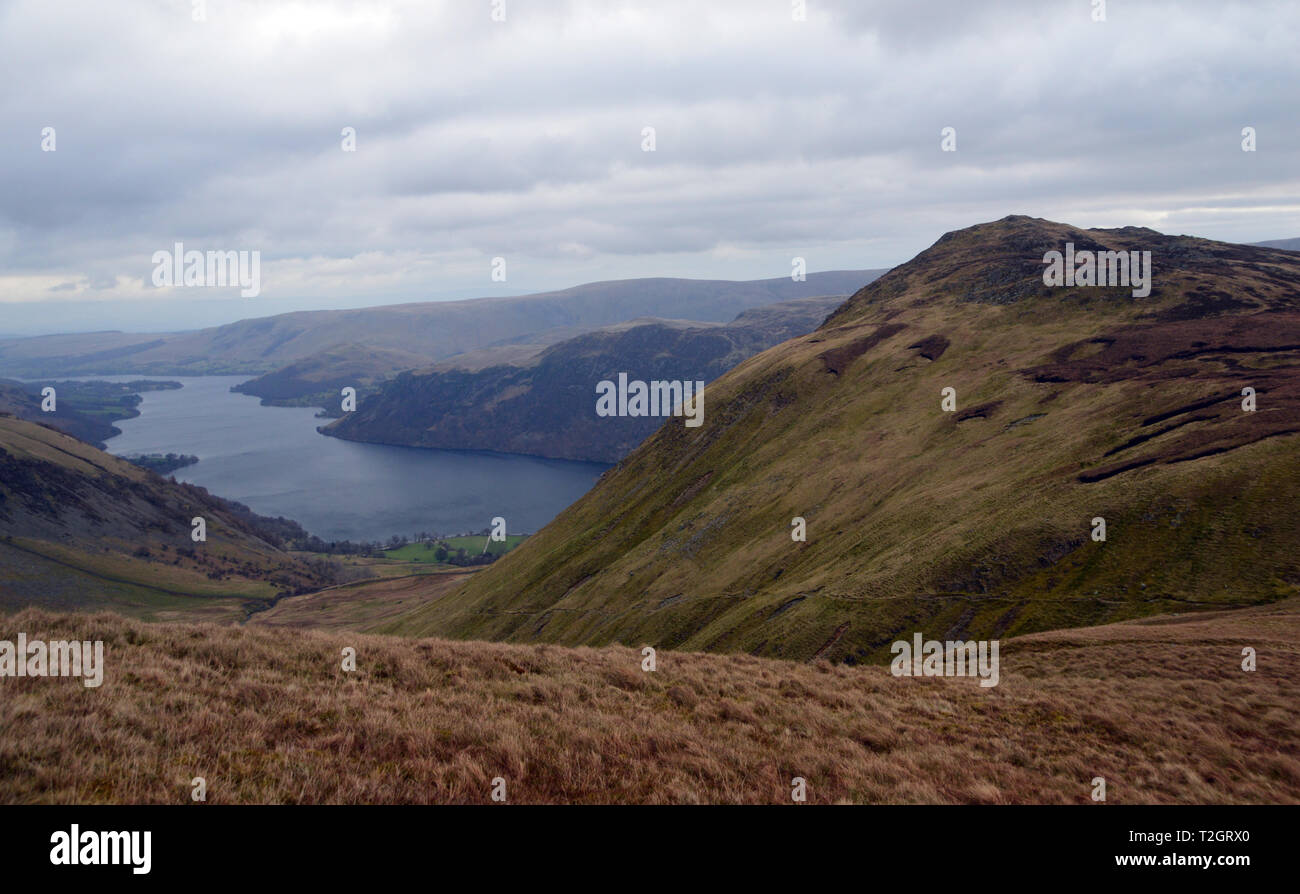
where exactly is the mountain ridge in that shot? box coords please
[320,292,862,462]
[0,271,883,378]
[377,216,1300,661]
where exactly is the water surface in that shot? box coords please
[103,376,608,542]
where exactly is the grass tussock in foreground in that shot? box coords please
[1,600,1297,805]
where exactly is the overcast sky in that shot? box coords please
[1,0,1297,335]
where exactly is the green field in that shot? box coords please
[383,534,528,564]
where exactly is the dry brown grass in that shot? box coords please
[248,569,476,632]
[1,599,1296,804]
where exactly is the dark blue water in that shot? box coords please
[102,377,608,542]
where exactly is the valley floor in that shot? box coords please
[1,598,1296,804]
[248,568,476,631]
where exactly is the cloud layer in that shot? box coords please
[1,0,1297,333]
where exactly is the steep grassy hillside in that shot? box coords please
[3,598,1295,803]
[323,295,848,462]
[0,271,881,378]
[0,417,334,620]
[385,217,1300,660]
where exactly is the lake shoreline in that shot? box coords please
[99,376,607,543]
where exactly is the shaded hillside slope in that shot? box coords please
[322,294,848,462]
[0,271,882,378]
[2,597,1295,803]
[0,379,179,448]
[0,417,333,620]
[0,380,113,446]
[386,216,1300,660]
[230,343,430,415]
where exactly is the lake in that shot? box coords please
[102,376,609,542]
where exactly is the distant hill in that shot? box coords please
[0,271,884,378]
[386,216,1300,661]
[230,343,432,415]
[321,293,856,462]
[0,380,100,443]
[0,378,180,448]
[1254,237,1300,251]
[0,416,336,620]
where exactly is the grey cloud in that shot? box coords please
[0,0,1297,335]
